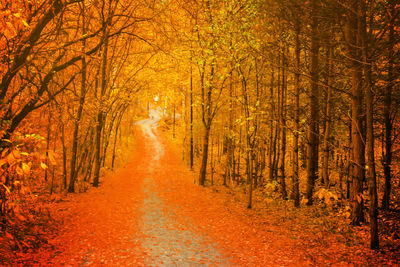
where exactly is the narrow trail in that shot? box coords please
[22,110,314,266]
[136,111,230,266]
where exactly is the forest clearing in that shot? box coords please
[0,0,399,265]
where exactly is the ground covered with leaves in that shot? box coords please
[2,118,399,266]
[155,137,399,266]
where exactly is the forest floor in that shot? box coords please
[6,113,399,266]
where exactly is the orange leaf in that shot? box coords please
[6,152,16,165]
[22,163,30,174]
[0,158,7,167]
[13,150,21,159]
[1,149,7,158]
[16,214,26,222]
[48,151,56,166]
[16,166,23,176]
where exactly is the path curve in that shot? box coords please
[136,112,231,266]
[18,109,314,266]
[20,111,231,266]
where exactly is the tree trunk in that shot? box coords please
[268,68,276,182]
[241,67,255,207]
[362,1,379,249]
[111,111,124,170]
[102,106,122,168]
[321,45,333,187]
[68,7,87,192]
[247,152,254,209]
[199,125,211,186]
[346,0,365,225]
[279,49,287,199]
[382,0,394,211]
[59,119,68,190]
[45,107,51,182]
[93,29,109,188]
[93,112,103,187]
[346,122,352,199]
[210,137,214,186]
[224,79,234,186]
[190,58,194,170]
[293,23,301,207]
[306,0,320,205]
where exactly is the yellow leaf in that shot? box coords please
[22,163,30,174]
[2,184,11,193]
[16,166,23,176]
[22,20,29,28]
[40,162,48,170]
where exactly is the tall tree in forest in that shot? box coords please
[196,0,230,186]
[278,47,288,199]
[305,0,320,205]
[293,21,301,207]
[345,0,365,225]
[93,16,110,188]
[196,0,213,186]
[321,43,333,187]
[361,0,378,249]
[382,0,395,211]
[190,51,194,171]
[69,2,89,193]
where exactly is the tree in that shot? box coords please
[193,0,231,186]
[305,0,320,205]
[345,0,365,225]
[361,0,378,249]
[382,0,396,211]
[293,21,301,207]
[68,2,89,192]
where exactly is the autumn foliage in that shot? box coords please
[0,0,399,265]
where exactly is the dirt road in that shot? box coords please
[136,114,231,266]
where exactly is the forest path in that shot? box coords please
[22,111,231,266]
[20,110,313,266]
[135,111,230,266]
